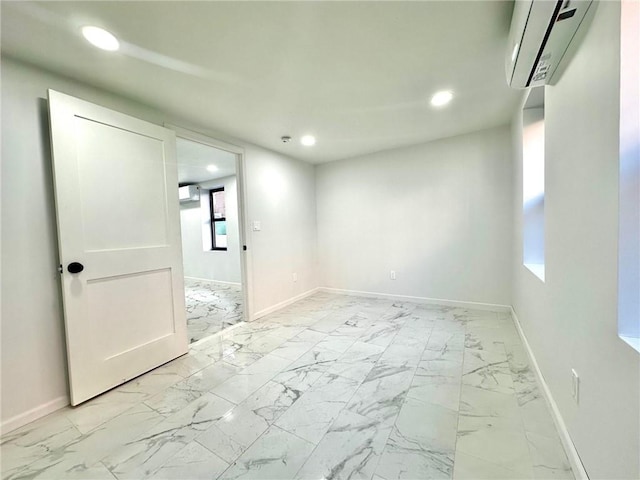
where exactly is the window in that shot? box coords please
[618,0,639,352]
[209,187,227,250]
[522,87,545,281]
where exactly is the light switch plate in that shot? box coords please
[252,221,261,231]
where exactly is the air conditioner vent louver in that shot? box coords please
[506,0,593,89]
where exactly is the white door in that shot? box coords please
[48,90,188,406]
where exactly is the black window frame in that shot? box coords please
[209,187,227,251]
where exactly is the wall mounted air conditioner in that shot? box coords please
[506,0,594,89]
[178,185,199,203]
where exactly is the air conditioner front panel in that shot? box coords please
[506,0,593,89]
[178,185,199,202]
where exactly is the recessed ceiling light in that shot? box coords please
[301,135,316,146]
[82,26,120,51]
[430,90,454,107]
[206,165,218,172]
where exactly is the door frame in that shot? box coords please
[166,124,254,324]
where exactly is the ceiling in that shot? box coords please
[1,1,520,164]
[177,138,237,185]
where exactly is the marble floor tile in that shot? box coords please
[462,347,514,394]
[195,404,269,464]
[6,404,164,480]
[62,369,182,435]
[309,313,352,333]
[519,397,559,438]
[296,409,392,480]
[378,335,427,367]
[241,380,303,424]
[456,413,532,474]
[407,354,463,411]
[153,441,229,480]
[526,431,573,479]
[425,329,465,353]
[185,279,244,344]
[144,362,241,416]
[220,425,315,480]
[103,392,234,479]
[453,451,533,479]
[1,414,82,478]
[459,384,521,420]
[65,404,162,460]
[332,312,377,337]
[375,397,458,480]
[1,293,574,480]
[275,373,361,443]
[359,322,401,348]
[211,354,293,404]
[316,333,358,353]
[32,462,117,480]
[238,333,289,355]
[152,351,217,378]
[346,363,415,425]
[267,325,308,340]
[328,341,385,382]
[270,336,320,361]
[273,347,341,392]
[406,380,461,413]
[465,323,521,350]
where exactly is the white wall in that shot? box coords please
[180,175,242,284]
[316,126,512,306]
[0,57,318,430]
[511,2,639,478]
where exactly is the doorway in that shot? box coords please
[175,133,250,343]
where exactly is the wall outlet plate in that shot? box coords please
[390,270,396,280]
[292,272,297,282]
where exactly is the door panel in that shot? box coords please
[87,268,175,359]
[75,117,169,251]
[48,90,188,405]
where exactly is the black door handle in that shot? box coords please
[67,262,84,274]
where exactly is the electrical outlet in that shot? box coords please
[390,270,396,280]
[292,272,297,282]
[571,369,579,403]
[252,220,261,231]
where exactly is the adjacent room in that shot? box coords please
[1,1,638,480]
[177,137,246,343]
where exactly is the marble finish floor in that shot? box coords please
[185,278,244,343]
[1,292,573,480]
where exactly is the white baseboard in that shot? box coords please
[510,307,589,480]
[1,396,69,435]
[184,276,241,287]
[252,287,321,320]
[319,287,512,313]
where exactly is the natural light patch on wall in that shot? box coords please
[522,87,545,281]
[618,0,640,352]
